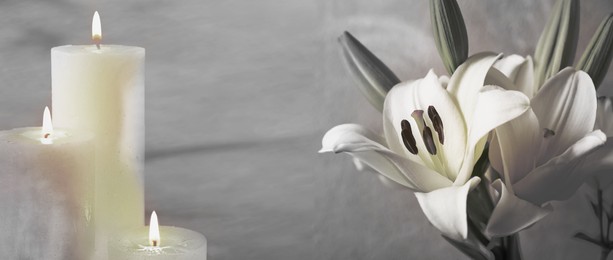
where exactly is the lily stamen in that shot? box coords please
[401,120,419,154]
[428,106,445,144]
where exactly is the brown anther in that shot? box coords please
[400,120,418,155]
[427,106,444,144]
[543,128,555,138]
[422,127,437,155]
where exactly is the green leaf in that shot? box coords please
[577,14,613,89]
[442,235,492,260]
[534,0,580,87]
[589,198,601,218]
[430,0,469,75]
[573,232,606,247]
[338,31,401,112]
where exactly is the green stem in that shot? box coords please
[600,248,610,260]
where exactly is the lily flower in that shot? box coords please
[320,53,530,241]
[486,63,607,237]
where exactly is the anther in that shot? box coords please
[427,106,444,144]
[422,126,437,155]
[400,120,418,155]
[543,128,555,138]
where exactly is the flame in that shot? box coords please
[92,11,102,46]
[41,106,53,144]
[149,211,160,247]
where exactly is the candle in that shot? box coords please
[0,107,95,259]
[51,11,145,237]
[109,212,207,259]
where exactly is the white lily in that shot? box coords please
[486,57,607,237]
[320,53,530,241]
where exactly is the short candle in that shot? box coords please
[0,107,95,259]
[109,212,207,260]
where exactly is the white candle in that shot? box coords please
[109,212,207,260]
[51,12,145,237]
[0,107,95,259]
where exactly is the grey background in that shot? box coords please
[0,0,612,259]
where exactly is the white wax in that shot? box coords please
[51,45,145,236]
[109,226,207,260]
[0,127,95,260]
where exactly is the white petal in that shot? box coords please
[531,68,598,164]
[383,70,466,176]
[492,55,535,98]
[447,52,501,126]
[577,138,613,189]
[493,110,541,186]
[414,177,481,241]
[488,132,504,174]
[485,179,552,238]
[321,124,453,191]
[513,130,607,205]
[455,86,530,185]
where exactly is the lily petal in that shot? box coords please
[455,86,530,185]
[321,124,453,191]
[383,70,466,176]
[492,55,535,98]
[414,177,481,240]
[513,130,606,205]
[447,52,501,126]
[492,109,541,186]
[577,137,613,189]
[485,179,552,238]
[531,68,598,165]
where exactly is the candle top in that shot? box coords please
[52,45,145,55]
[110,226,207,256]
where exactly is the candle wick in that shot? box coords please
[152,240,158,247]
[96,43,100,50]
[44,133,50,138]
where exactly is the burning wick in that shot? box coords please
[149,211,160,247]
[92,11,102,50]
[41,106,53,144]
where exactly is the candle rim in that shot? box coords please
[0,127,94,145]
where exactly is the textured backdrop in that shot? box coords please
[0,0,612,259]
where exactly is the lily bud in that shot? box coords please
[338,31,401,112]
[533,0,579,87]
[430,0,468,75]
[577,14,613,89]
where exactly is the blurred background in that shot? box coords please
[0,0,612,259]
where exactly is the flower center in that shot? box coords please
[400,106,450,177]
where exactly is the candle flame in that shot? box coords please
[41,106,53,144]
[149,211,160,247]
[92,11,102,49]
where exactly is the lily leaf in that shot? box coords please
[442,235,493,260]
[533,0,579,87]
[577,14,613,89]
[430,0,469,74]
[338,31,401,112]
[589,198,601,219]
[573,232,606,247]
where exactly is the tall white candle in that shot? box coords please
[109,212,207,260]
[51,12,145,236]
[0,108,95,260]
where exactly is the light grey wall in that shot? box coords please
[0,0,611,259]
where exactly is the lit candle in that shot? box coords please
[0,107,95,259]
[51,11,145,240]
[109,212,207,259]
